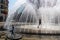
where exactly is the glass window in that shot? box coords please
[0,0,4,3]
[0,5,1,9]
[1,10,4,13]
[1,5,4,9]
[0,16,3,22]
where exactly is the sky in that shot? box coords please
[9,0,26,11]
[9,0,17,10]
[8,0,26,14]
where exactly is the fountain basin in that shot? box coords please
[14,25,60,34]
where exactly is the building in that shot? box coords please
[0,0,9,22]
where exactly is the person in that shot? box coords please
[38,19,41,28]
[11,25,14,35]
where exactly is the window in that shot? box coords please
[1,10,4,14]
[0,5,1,9]
[1,5,4,9]
[0,0,4,3]
[0,16,3,22]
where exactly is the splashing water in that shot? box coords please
[5,0,60,30]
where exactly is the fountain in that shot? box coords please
[39,0,60,31]
[4,0,60,36]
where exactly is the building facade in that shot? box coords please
[0,0,8,22]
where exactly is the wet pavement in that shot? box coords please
[0,35,60,40]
